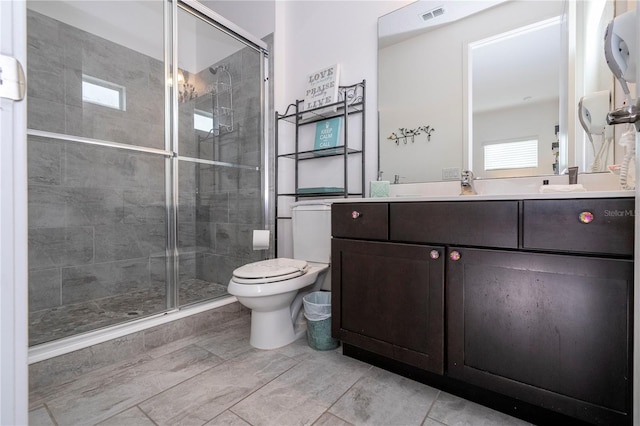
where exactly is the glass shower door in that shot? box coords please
[175,5,266,307]
[25,0,268,346]
[26,1,171,345]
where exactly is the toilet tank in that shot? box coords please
[292,202,331,263]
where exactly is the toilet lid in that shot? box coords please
[232,258,308,282]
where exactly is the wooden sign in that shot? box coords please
[304,64,340,110]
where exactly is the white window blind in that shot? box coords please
[484,139,538,171]
[82,75,126,110]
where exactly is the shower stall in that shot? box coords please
[26,0,269,347]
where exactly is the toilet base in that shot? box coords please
[249,307,299,350]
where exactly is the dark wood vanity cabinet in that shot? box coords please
[331,203,445,374]
[332,198,633,426]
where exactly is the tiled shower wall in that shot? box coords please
[178,39,266,286]
[27,9,168,317]
[27,8,267,340]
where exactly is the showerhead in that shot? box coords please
[209,65,226,75]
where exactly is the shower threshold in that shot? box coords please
[29,279,228,347]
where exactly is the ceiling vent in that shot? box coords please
[421,6,445,22]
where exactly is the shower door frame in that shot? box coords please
[26,0,270,360]
[171,0,271,308]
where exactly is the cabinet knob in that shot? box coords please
[351,210,362,219]
[579,211,594,224]
[449,250,461,261]
[430,250,440,260]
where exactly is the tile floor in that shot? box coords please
[28,311,531,426]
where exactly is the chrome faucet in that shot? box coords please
[394,174,405,184]
[460,170,476,195]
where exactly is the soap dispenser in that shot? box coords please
[370,171,390,197]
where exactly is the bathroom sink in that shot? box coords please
[384,174,626,199]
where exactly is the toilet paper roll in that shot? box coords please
[252,230,270,250]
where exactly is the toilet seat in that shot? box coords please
[232,258,309,284]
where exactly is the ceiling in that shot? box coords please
[378,0,508,48]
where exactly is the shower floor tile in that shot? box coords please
[29,279,228,346]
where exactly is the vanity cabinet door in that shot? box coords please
[332,239,444,374]
[447,247,632,425]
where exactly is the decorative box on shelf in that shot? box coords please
[314,117,343,150]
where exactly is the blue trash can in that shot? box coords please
[303,291,339,351]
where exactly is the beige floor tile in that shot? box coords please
[28,406,55,426]
[422,418,446,426]
[427,392,532,426]
[204,410,252,425]
[230,350,371,426]
[28,308,549,426]
[273,335,341,362]
[313,412,354,426]
[139,349,297,426]
[44,345,223,425]
[329,366,439,426]
[97,406,155,425]
[144,333,206,359]
[194,315,253,360]
[29,352,153,410]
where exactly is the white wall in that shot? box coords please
[274,0,410,256]
[275,0,410,178]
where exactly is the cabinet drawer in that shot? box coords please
[390,201,519,248]
[523,198,634,256]
[332,203,389,240]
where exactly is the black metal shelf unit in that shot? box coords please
[275,80,366,248]
[275,80,365,198]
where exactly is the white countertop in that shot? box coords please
[325,190,635,203]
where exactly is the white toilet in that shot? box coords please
[228,202,331,350]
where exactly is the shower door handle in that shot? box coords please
[0,54,26,101]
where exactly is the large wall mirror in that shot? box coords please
[378,0,617,184]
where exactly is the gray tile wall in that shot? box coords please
[27,10,165,149]
[28,136,168,316]
[27,7,271,339]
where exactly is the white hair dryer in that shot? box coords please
[579,91,611,135]
[604,9,636,97]
[579,91,613,172]
[604,9,637,189]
